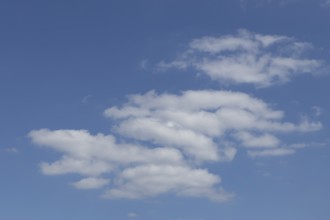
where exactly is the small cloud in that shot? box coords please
[71,177,110,190]
[140,59,148,69]
[82,94,92,104]
[4,148,19,153]
[128,212,138,218]
[157,60,189,72]
[312,106,323,117]
[239,0,306,8]
[248,148,295,158]
[287,141,328,149]
[261,171,271,177]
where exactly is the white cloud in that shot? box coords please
[71,177,110,189]
[105,90,321,159]
[247,148,295,158]
[29,129,183,166]
[128,212,138,218]
[115,117,219,161]
[28,30,325,202]
[28,129,230,201]
[40,156,113,176]
[234,131,280,148]
[102,165,233,202]
[158,30,323,87]
[29,88,322,202]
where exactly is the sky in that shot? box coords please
[1,0,330,219]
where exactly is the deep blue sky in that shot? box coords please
[1,0,330,220]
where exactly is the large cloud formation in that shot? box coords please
[29,128,232,201]
[29,30,324,202]
[104,90,321,159]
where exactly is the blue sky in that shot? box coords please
[1,0,330,219]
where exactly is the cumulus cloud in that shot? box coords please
[28,30,325,202]
[102,165,233,202]
[29,90,322,201]
[105,90,321,160]
[29,129,183,166]
[158,30,323,87]
[28,128,230,201]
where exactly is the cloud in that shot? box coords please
[102,164,233,202]
[312,106,323,117]
[28,30,325,202]
[82,94,92,104]
[140,59,149,69]
[128,212,138,218]
[71,177,110,189]
[321,0,330,7]
[29,89,322,201]
[158,30,323,87]
[247,148,295,158]
[105,90,321,157]
[40,156,114,176]
[4,148,19,153]
[29,129,183,167]
[239,0,324,8]
[28,129,230,201]
[234,131,280,148]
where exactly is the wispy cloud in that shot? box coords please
[248,148,295,158]
[128,212,138,218]
[82,94,93,104]
[3,148,19,154]
[158,30,323,88]
[71,177,110,190]
[312,106,323,117]
[321,0,330,7]
[239,0,327,8]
